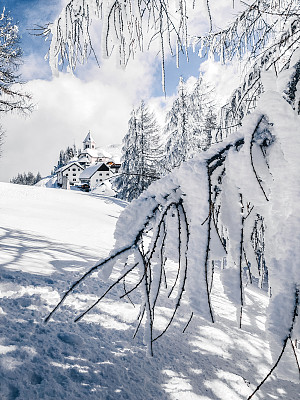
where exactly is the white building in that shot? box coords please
[79,163,111,190]
[78,132,112,166]
[56,162,85,187]
[55,132,119,190]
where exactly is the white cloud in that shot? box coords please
[200,59,241,107]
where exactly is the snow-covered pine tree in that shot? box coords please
[202,106,217,150]
[0,7,32,154]
[163,75,216,173]
[0,7,31,115]
[189,75,217,153]
[72,143,78,158]
[164,77,190,172]
[114,100,161,202]
[10,171,42,185]
[65,146,74,161]
[54,144,78,172]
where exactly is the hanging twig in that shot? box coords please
[153,202,190,342]
[133,304,146,339]
[44,245,134,323]
[249,116,270,201]
[137,246,154,356]
[74,260,139,322]
[168,205,182,298]
[247,286,299,399]
[183,312,194,333]
[122,277,136,307]
[203,166,215,323]
[289,337,300,378]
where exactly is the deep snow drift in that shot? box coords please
[0,183,299,399]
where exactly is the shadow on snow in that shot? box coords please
[0,227,299,399]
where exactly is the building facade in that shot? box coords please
[56,162,85,187]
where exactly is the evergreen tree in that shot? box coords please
[189,76,216,153]
[35,172,42,184]
[163,76,216,173]
[10,171,42,185]
[202,106,217,151]
[114,101,161,201]
[164,77,190,171]
[54,144,78,172]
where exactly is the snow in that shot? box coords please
[80,147,99,158]
[79,163,107,180]
[97,144,122,163]
[91,180,116,196]
[0,182,299,399]
[55,162,84,175]
[35,175,58,188]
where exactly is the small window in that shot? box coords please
[106,173,109,176]
[78,169,80,171]
[73,179,76,182]
[72,168,76,171]
[99,173,102,176]
[96,179,98,182]
[73,173,76,176]
[68,169,70,171]
[66,174,68,177]
[100,179,102,182]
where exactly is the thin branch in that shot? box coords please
[249,116,270,201]
[44,245,134,322]
[183,312,194,333]
[74,261,139,322]
[247,286,299,399]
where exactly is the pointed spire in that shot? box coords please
[83,131,95,143]
[83,131,96,150]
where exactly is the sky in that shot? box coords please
[0,0,243,182]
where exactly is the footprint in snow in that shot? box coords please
[57,332,84,346]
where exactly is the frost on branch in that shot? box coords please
[43,0,190,89]
[0,7,32,114]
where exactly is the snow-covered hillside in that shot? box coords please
[0,183,298,399]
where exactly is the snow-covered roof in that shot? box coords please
[97,148,112,158]
[79,163,109,179]
[83,131,95,143]
[77,156,90,163]
[56,162,84,174]
[80,148,99,158]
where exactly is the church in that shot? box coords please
[56,132,121,190]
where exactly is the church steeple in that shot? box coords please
[83,131,96,150]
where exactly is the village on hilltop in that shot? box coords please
[55,132,121,191]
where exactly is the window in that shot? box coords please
[99,173,102,176]
[73,179,76,182]
[100,179,102,182]
[68,169,70,171]
[72,168,76,171]
[78,169,80,171]
[96,179,98,182]
[106,173,109,176]
[73,173,76,176]
[66,174,68,177]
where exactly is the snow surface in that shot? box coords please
[35,175,58,189]
[0,183,299,399]
[91,181,116,197]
